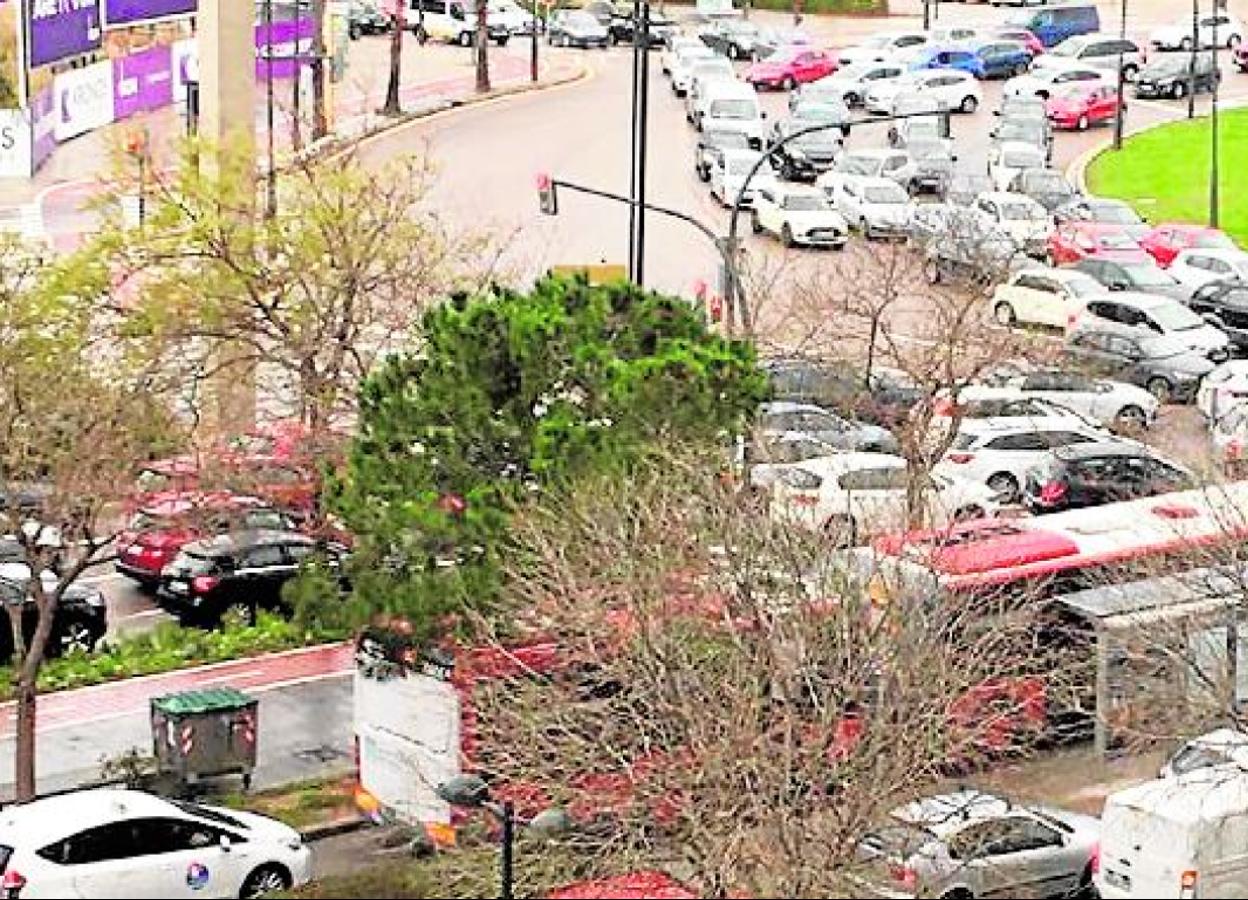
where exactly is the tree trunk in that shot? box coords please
[382,6,405,115]
[12,594,55,803]
[311,0,329,140]
[475,0,491,94]
[14,678,37,802]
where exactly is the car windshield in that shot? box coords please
[1025,172,1072,193]
[999,121,1041,140]
[906,118,942,138]
[795,104,846,124]
[1065,276,1104,298]
[1150,301,1206,332]
[1145,54,1195,76]
[840,156,881,176]
[1196,232,1237,250]
[1139,333,1193,359]
[707,130,750,149]
[863,35,892,49]
[864,183,907,204]
[1121,263,1177,287]
[1095,232,1140,250]
[1050,40,1085,57]
[1003,149,1044,168]
[1089,201,1141,225]
[566,11,597,27]
[726,156,761,175]
[1001,202,1046,221]
[711,99,758,120]
[785,195,830,211]
[949,175,991,195]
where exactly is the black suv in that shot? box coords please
[1186,282,1248,356]
[1135,51,1218,100]
[157,530,346,628]
[1023,441,1192,514]
[0,538,107,657]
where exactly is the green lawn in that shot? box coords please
[1085,107,1248,248]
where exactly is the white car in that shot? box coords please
[768,451,997,538]
[989,265,1106,330]
[835,30,928,67]
[751,183,849,249]
[970,371,1159,430]
[1033,33,1144,80]
[815,147,912,196]
[1212,404,1248,471]
[710,147,774,207]
[686,59,739,123]
[987,140,1048,192]
[1197,359,1248,422]
[662,36,704,75]
[1150,12,1244,50]
[864,69,982,115]
[670,44,717,95]
[1003,64,1107,98]
[1168,247,1248,292]
[832,175,913,240]
[0,787,312,899]
[972,191,1052,257]
[802,60,906,107]
[934,417,1112,501]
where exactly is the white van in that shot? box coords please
[1098,768,1248,898]
[489,0,537,35]
[700,81,764,147]
[410,0,510,46]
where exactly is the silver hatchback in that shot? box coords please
[858,790,1100,899]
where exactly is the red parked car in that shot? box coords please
[1140,222,1239,267]
[115,491,293,586]
[745,47,837,90]
[1045,82,1122,130]
[1046,221,1151,266]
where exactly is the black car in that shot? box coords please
[700,18,762,59]
[763,357,924,428]
[1023,441,1192,513]
[1009,168,1078,213]
[348,0,391,39]
[0,541,107,658]
[1134,51,1218,100]
[157,529,346,628]
[1063,326,1216,403]
[1187,282,1248,356]
[769,103,847,180]
[1072,257,1191,302]
[905,142,955,196]
[695,128,752,181]
[605,8,673,46]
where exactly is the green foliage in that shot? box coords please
[0,614,344,701]
[741,0,886,12]
[308,275,765,640]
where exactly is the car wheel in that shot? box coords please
[987,472,1020,502]
[845,91,860,106]
[782,75,797,91]
[221,601,257,629]
[751,211,763,234]
[1181,36,1194,52]
[458,30,473,47]
[414,25,428,44]
[1076,113,1090,131]
[1013,61,1028,77]
[697,164,709,183]
[57,620,97,655]
[993,302,1017,327]
[349,23,362,40]
[1123,63,1139,81]
[960,94,979,113]
[781,223,795,247]
[887,126,900,146]
[858,216,870,238]
[240,864,292,899]
[1146,377,1173,404]
[1116,404,1148,431]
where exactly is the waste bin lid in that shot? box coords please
[152,687,256,716]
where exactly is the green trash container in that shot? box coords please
[151,687,259,791]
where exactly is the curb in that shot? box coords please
[301,815,370,842]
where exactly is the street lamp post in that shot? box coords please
[1112,0,1128,150]
[1210,12,1220,227]
[1189,0,1199,119]
[264,0,277,219]
[530,0,539,82]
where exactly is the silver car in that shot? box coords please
[859,790,1100,899]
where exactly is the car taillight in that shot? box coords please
[1090,842,1100,875]
[191,575,220,593]
[1180,869,1198,899]
[889,864,917,892]
[792,494,819,507]
[1039,480,1067,504]
[2,869,26,898]
[947,452,975,464]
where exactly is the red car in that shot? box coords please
[1046,221,1150,266]
[115,491,292,586]
[745,47,837,90]
[1140,222,1239,267]
[990,26,1045,57]
[1045,82,1122,130]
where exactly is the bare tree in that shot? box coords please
[381,0,407,116]
[475,0,491,93]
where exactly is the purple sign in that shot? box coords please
[256,17,315,80]
[31,87,57,171]
[113,44,173,120]
[28,0,103,68]
[104,0,196,27]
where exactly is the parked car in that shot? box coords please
[816,147,912,194]
[158,529,346,628]
[1035,32,1143,80]
[945,171,994,207]
[973,190,1052,257]
[757,401,899,453]
[997,91,1049,120]
[1187,280,1248,356]
[411,0,510,45]
[1198,358,1248,421]
[1047,221,1147,267]
[990,265,1106,330]
[1004,63,1107,98]
[1053,196,1147,239]
[905,43,982,76]
[907,202,983,250]
[709,148,773,207]
[1063,325,1217,403]
[1168,247,1248,292]
[989,25,1046,57]
[546,9,609,47]
[970,370,1160,431]
[964,39,1035,79]
[832,175,913,240]
[751,183,848,249]
[700,17,762,59]
[700,81,766,145]
[769,101,848,179]
[1212,403,1248,472]
[902,142,956,196]
[0,559,107,658]
[805,60,906,107]
[694,127,752,182]
[936,418,1113,501]
[990,114,1053,160]
[745,46,837,90]
[887,113,954,156]
[1008,167,1078,213]
[685,57,737,124]
[865,68,982,115]
[1024,440,1192,512]
[835,30,928,67]
[606,8,675,47]
[1073,256,1191,302]
[859,790,1100,900]
[1077,291,1231,360]
[1046,81,1122,130]
[0,788,313,898]
[662,36,706,76]
[348,0,391,39]
[1004,2,1101,48]
[1135,50,1219,99]
[1140,222,1239,268]
[768,452,997,537]
[925,226,1032,287]
[669,42,717,94]
[987,141,1048,192]
[1150,11,1244,50]
[762,358,923,427]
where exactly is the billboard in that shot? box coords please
[104,0,196,28]
[112,42,171,120]
[52,59,113,142]
[28,0,103,68]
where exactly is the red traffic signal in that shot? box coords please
[535,172,558,216]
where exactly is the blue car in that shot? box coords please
[966,40,1033,79]
[907,45,980,75]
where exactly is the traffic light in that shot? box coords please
[536,172,558,216]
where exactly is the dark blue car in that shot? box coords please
[910,42,1031,80]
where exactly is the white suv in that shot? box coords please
[990,266,1106,330]
[751,183,849,249]
[0,788,312,898]
[975,370,1160,430]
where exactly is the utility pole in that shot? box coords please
[1189,0,1199,119]
[627,0,640,281]
[530,0,539,82]
[922,0,930,30]
[311,0,329,139]
[633,1,650,285]
[1210,11,1220,227]
[264,0,277,218]
[1112,0,1127,149]
[475,0,491,92]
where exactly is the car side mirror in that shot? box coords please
[1109,282,1126,291]
[219,835,233,853]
